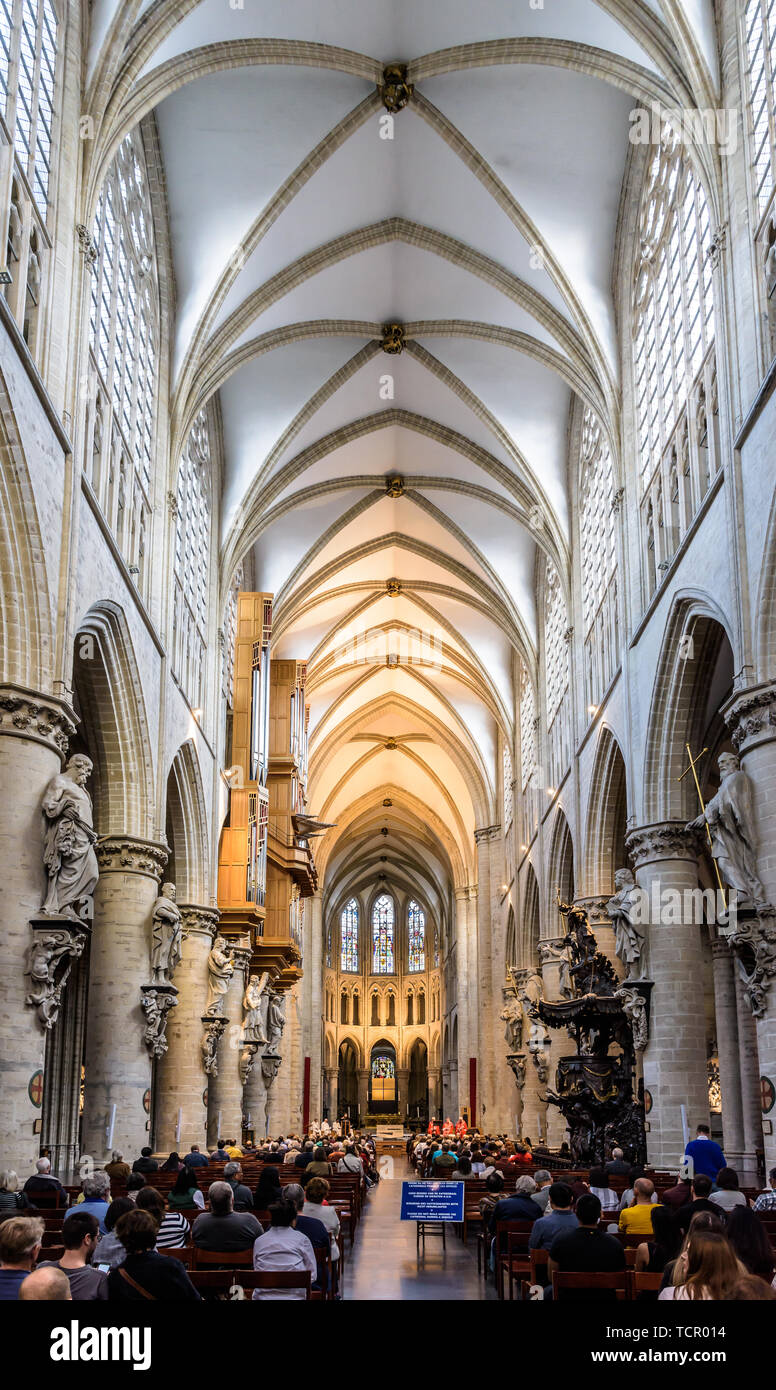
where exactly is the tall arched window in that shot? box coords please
[340,898,359,973]
[172,410,212,709]
[743,0,776,217]
[408,900,425,973]
[1,0,59,356]
[580,408,618,709]
[632,130,717,597]
[372,894,395,973]
[544,561,569,789]
[519,660,539,839]
[85,128,159,593]
[502,743,514,830]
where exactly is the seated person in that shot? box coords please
[64,1173,111,1234]
[725,1206,776,1285]
[108,1210,199,1300]
[547,1194,626,1300]
[588,1166,620,1215]
[135,1187,190,1249]
[618,1178,660,1236]
[131,1147,158,1174]
[252,1198,317,1301]
[254,1165,282,1212]
[532,1170,553,1213]
[529,1184,579,1251]
[284,1183,331,1292]
[0,1170,33,1213]
[675,1174,720,1235]
[104,1152,131,1182]
[753,1166,776,1213]
[710,1168,748,1214]
[604,1147,631,1175]
[94,1197,134,1268]
[0,1216,43,1299]
[38,1210,108,1300]
[634,1203,683,1273]
[22,1157,65,1201]
[167,1165,205,1211]
[431,1143,457,1177]
[18,1267,72,1300]
[222,1162,254,1211]
[185,1145,209,1169]
[489,1175,541,1248]
[192,1181,263,1251]
[302,1177,340,1272]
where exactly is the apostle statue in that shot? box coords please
[41,754,99,918]
[686,752,768,908]
[150,883,183,986]
[500,993,523,1051]
[265,988,286,1052]
[243,971,270,1044]
[606,868,645,978]
[205,935,234,1016]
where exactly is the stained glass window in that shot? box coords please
[503,745,514,829]
[372,894,395,973]
[371,1055,395,1079]
[408,900,425,972]
[340,898,359,972]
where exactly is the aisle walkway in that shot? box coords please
[348,1163,496,1301]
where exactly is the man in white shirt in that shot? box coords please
[252,1201,316,1300]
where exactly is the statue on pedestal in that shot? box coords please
[150,883,183,986]
[265,989,286,1053]
[243,972,270,1044]
[40,755,99,918]
[686,752,767,908]
[205,936,234,1016]
[606,868,645,978]
[500,992,523,1052]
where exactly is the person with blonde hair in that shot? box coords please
[0,1216,44,1299]
[659,1230,745,1301]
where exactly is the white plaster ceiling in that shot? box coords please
[91,0,710,898]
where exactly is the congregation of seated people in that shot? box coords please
[0,1131,374,1302]
[408,1124,776,1301]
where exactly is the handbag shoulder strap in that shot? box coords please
[118,1266,157,1300]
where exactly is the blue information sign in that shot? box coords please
[400,1180,465,1223]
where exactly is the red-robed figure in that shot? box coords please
[455,1116,467,1138]
[442,1117,454,1136]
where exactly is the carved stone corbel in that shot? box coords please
[261,1052,282,1089]
[507,1053,527,1090]
[239,1040,260,1086]
[201,1015,227,1076]
[26,917,90,1030]
[140,984,178,1058]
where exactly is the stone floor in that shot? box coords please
[347,1162,497,1301]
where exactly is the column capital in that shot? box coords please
[724,680,776,754]
[96,836,168,879]
[474,823,501,844]
[573,894,612,926]
[626,821,700,868]
[179,904,220,940]
[0,684,76,759]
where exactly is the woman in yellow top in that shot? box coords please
[618,1177,660,1235]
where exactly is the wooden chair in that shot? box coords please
[37,1246,64,1264]
[519,1246,550,1299]
[552,1271,629,1301]
[159,1246,193,1267]
[189,1269,311,1299]
[493,1221,535,1300]
[629,1271,663,1299]
[192,1246,253,1269]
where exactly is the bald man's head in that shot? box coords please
[634,1177,655,1202]
[19,1266,72,1300]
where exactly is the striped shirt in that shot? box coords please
[156,1211,190,1249]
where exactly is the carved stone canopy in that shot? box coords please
[725,680,776,753]
[380,64,413,113]
[26,916,90,1031]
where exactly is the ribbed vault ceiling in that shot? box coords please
[85,0,720,904]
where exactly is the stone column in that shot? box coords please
[538,937,570,1146]
[154,905,219,1154]
[243,1042,268,1141]
[474,826,501,1128]
[81,836,168,1162]
[206,943,251,1147]
[724,681,776,1169]
[396,1067,409,1121]
[454,886,475,1118]
[626,822,709,1168]
[428,1066,441,1117]
[357,1067,369,1124]
[0,686,76,1172]
[302,892,323,1124]
[710,937,744,1167]
[323,1066,338,1121]
[735,968,764,1172]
